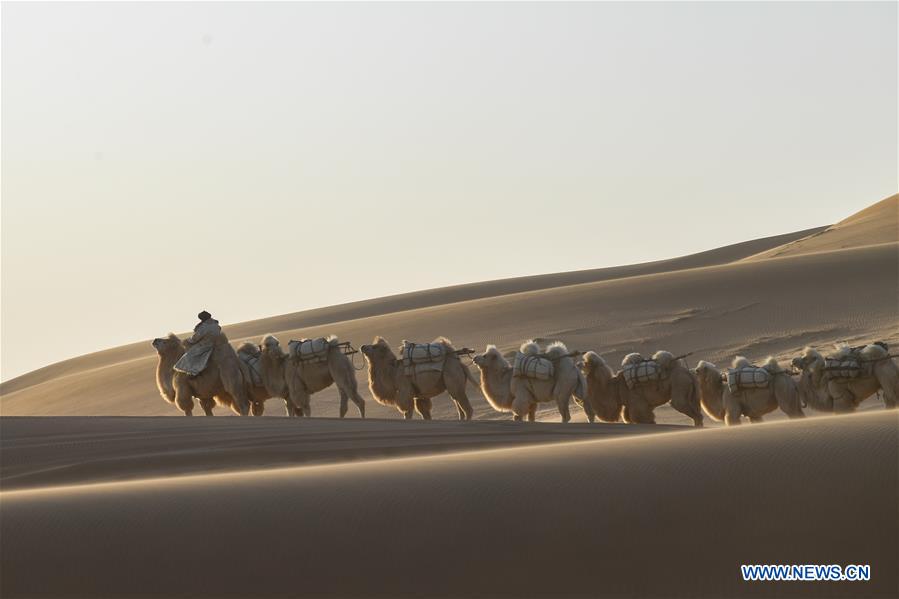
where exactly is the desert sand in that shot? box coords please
[1,194,897,597]
[1,411,896,597]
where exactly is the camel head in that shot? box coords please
[579,351,611,378]
[260,334,285,357]
[791,347,823,373]
[693,360,722,384]
[152,333,183,357]
[360,336,397,366]
[472,345,510,373]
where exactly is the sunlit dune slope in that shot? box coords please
[0,225,821,396]
[743,192,897,261]
[1,195,896,422]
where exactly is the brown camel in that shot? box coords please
[152,333,254,416]
[472,345,536,421]
[695,357,804,425]
[235,341,292,416]
[270,335,365,418]
[360,336,475,420]
[793,344,898,412]
[257,335,301,417]
[614,351,704,427]
[578,351,625,423]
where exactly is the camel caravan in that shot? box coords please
[152,311,897,424]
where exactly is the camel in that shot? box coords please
[476,340,587,423]
[695,357,804,425]
[279,335,365,418]
[152,333,254,416]
[578,351,625,423]
[471,345,536,421]
[257,335,301,417]
[360,336,474,420]
[792,344,898,412]
[614,351,704,427]
[235,341,294,416]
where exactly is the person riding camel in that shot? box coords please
[173,311,221,376]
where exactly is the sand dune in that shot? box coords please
[2,411,896,598]
[0,224,822,398]
[4,194,895,423]
[0,416,681,492]
[2,240,895,422]
[0,195,896,598]
[743,193,897,261]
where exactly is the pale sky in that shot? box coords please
[2,1,896,381]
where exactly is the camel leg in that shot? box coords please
[415,397,433,420]
[724,394,742,426]
[334,381,365,418]
[219,370,251,417]
[583,399,596,423]
[296,390,312,418]
[670,391,704,428]
[876,372,898,409]
[830,388,856,413]
[555,395,571,423]
[527,403,537,422]
[511,393,532,422]
[174,378,195,417]
[445,375,474,421]
[338,388,349,419]
[251,401,265,416]
[626,398,655,424]
[199,397,215,416]
[749,416,764,423]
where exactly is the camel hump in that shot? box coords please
[761,357,783,373]
[432,336,456,352]
[545,341,569,359]
[520,341,540,355]
[859,343,888,360]
[695,360,718,374]
[652,350,674,367]
[731,356,753,369]
[621,353,644,367]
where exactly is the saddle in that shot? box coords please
[725,366,770,393]
[622,358,662,389]
[512,353,554,381]
[400,341,447,376]
[288,337,333,364]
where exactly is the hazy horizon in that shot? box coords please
[2,1,897,381]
